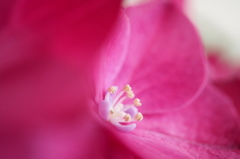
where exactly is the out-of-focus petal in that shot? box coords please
[136,84,240,146]
[0,61,92,127]
[207,53,238,82]
[0,0,122,126]
[0,0,122,74]
[0,0,16,29]
[215,79,240,117]
[0,114,138,159]
[104,0,207,113]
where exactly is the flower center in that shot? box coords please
[98,84,143,132]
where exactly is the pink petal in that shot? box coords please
[214,78,240,117]
[0,0,122,126]
[101,12,131,91]
[104,0,207,112]
[119,129,240,158]
[136,84,240,146]
[1,0,122,74]
[0,0,16,29]
[0,62,92,127]
[0,115,138,159]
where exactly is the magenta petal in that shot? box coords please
[0,0,15,29]
[119,130,240,159]
[0,117,138,159]
[1,0,122,75]
[137,84,240,146]
[0,0,122,126]
[215,78,240,116]
[105,0,207,112]
[93,11,131,101]
[99,11,131,91]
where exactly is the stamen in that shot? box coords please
[134,98,142,106]
[98,84,143,132]
[126,90,135,99]
[135,112,143,121]
[123,114,131,122]
[124,84,132,92]
[108,86,117,93]
[112,91,125,106]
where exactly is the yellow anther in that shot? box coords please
[126,90,135,99]
[123,114,131,122]
[124,84,132,92]
[134,98,142,106]
[135,113,143,121]
[110,109,114,114]
[108,86,116,93]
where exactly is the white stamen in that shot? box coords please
[108,86,117,93]
[100,84,143,132]
[126,90,135,99]
[124,84,132,92]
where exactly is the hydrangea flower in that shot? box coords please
[1,0,240,158]
[92,1,240,158]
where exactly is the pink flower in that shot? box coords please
[1,0,240,159]
[93,1,240,158]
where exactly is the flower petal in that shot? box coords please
[120,129,240,159]
[0,116,138,159]
[105,0,207,112]
[215,78,240,117]
[137,84,240,146]
[0,0,16,29]
[101,12,131,91]
[1,0,122,74]
[0,0,122,126]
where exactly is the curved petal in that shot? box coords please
[136,84,240,146]
[119,130,240,159]
[105,0,207,113]
[102,12,131,90]
[94,10,131,101]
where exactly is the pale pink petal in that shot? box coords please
[136,84,240,146]
[104,0,207,112]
